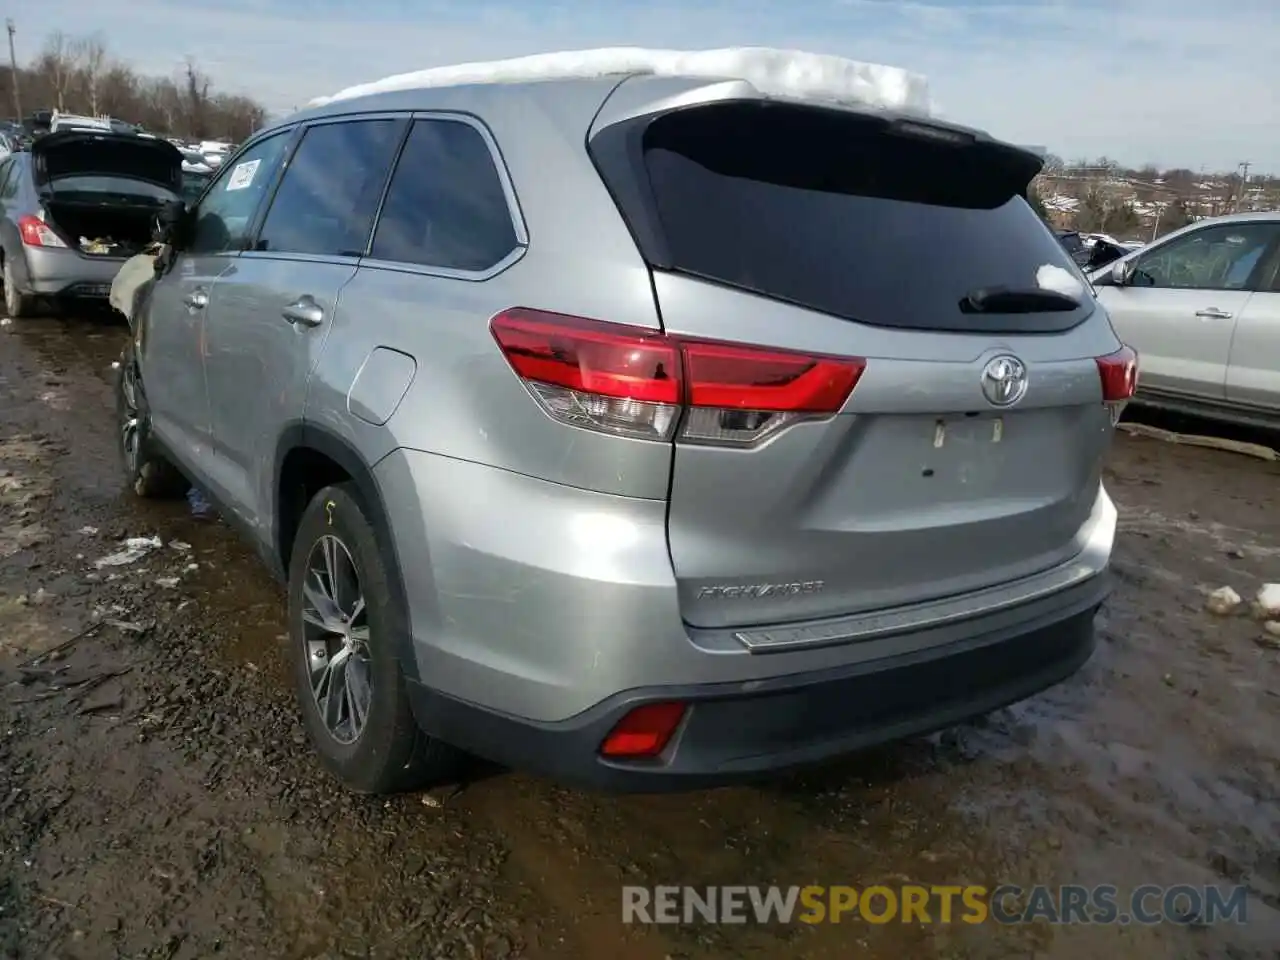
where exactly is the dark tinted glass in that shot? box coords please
[257,119,402,257]
[370,119,518,271]
[635,103,1089,332]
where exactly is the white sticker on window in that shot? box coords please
[224,159,261,191]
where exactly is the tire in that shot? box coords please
[115,342,188,499]
[288,483,459,793]
[2,254,37,319]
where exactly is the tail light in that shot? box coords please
[489,308,865,447]
[600,702,687,759]
[17,214,67,249]
[1097,345,1138,423]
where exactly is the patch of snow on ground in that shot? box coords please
[310,47,931,114]
[1255,583,1280,617]
[1035,264,1085,299]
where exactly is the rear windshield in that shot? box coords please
[48,175,173,202]
[595,101,1092,333]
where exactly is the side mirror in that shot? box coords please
[1111,259,1135,286]
[152,199,189,248]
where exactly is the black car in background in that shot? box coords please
[1055,229,1092,268]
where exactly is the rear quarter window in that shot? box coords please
[369,118,519,273]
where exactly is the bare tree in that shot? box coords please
[74,32,107,115]
[38,30,77,111]
[183,56,211,138]
[97,62,136,116]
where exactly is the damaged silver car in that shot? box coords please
[0,130,183,317]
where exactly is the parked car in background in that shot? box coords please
[1055,229,1091,267]
[0,130,183,317]
[180,166,212,204]
[197,141,232,168]
[120,58,1130,795]
[1090,211,1280,426]
[49,111,114,134]
[26,110,53,138]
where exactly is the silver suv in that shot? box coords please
[120,70,1135,793]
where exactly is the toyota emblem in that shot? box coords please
[980,355,1028,407]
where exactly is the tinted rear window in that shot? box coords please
[597,102,1091,333]
[48,175,173,201]
[369,118,519,272]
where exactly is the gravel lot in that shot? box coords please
[0,310,1277,960]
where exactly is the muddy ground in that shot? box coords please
[0,309,1277,960]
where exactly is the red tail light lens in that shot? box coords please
[1096,345,1139,402]
[18,215,68,249]
[490,308,865,446]
[600,702,687,759]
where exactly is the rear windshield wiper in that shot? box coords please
[959,287,1081,314]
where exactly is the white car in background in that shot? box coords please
[197,140,232,168]
[1089,211,1280,426]
[48,112,114,134]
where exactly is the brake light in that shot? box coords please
[490,308,865,447]
[17,215,67,249]
[600,702,687,759]
[1096,345,1139,402]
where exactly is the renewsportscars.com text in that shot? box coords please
[622,884,1249,926]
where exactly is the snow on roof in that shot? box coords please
[309,46,931,114]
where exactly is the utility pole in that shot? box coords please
[1236,161,1251,212]
[5,19,20,121]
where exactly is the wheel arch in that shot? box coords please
[273,423,419,679]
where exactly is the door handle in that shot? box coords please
[282,297,324,328]
[183,289,208,311]
[1194,308,1232,320]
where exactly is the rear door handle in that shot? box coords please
[282,297,324,328]
[183,288,208,311]
[1195,308,1233,320]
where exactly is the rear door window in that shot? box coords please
[255,118,405,258]
[594,102,1090,333]
[369,118,519,272]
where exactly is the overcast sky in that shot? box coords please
[12,0,1279,172]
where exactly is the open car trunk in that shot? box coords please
[43,198,159,258]
[32,129,182,258]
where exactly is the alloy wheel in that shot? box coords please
[119,359,142,473]
[301,534,373,745]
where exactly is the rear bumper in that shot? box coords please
[22,246,123,298]
[407,585,1105,793]
[375,449,1113,791]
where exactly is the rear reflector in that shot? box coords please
[18,214,67,249]
[490,308,865,446]
[599,702,687,759]
[1096,345,1139,402]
